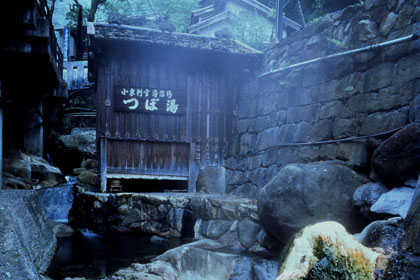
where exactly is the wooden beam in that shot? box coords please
[276,0,284,39]
[188,143,198,192]
[100,137,107,192]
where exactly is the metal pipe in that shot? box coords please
[258,33,419,79]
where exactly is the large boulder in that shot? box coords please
[258,161,368,243]
[0,190,57,280]
[371,122,420,186]
[277,221,382,280]
[3,151,66,189]
[49,129,96,174]
[109,239,279,280]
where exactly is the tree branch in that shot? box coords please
[88,0,107,22]
[297,0,306,28]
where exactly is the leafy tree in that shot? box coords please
[96,0,200,32]
[230,9,273,50]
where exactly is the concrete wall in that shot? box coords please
[226,0,420,197]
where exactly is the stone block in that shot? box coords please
[380,12,398,36]
[361,62,394,92]
[360,109,408,135]
[256,127,280,150]
[336,142,369,168]
[237,219,261,248]
[302,63,327,88]
[333,118,359,139]
[287,104,320,124]
[311,119,333,141]
[358,19,379,41]
[393,53,420,85]
[319,101,344,119]
[201,220,233,239]
[395,2,414,29]
[277,124,297,144]
[228,184,258,199]
[240,133,257,155]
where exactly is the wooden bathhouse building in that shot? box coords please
[87,22,261,192]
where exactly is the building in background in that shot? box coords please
[187,0,301,48]
[0,0,66,188]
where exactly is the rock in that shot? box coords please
[77,171,99,185]
[51,222,75,238]
[153,240,237,279]
[0,190,57,280]
[277,222,381,280]
[196,166,226,194]
[358,19,379,41]
[379,12,398,36]
[354,217,402,250]
[58,130,96,158]
[371,122,420,185]
[401,176,420,254]
[51,129,96,174]
[110,239,278,280]
[258,161,368,244]
[237,219,261,249]
[409,94,420,122]
[3,153,32,181]
[81,159,98,170]
[2,172,32,189]
[29,155,67,187]
[229,184,258,199]
[3,151,66,188]
[200,219,232,239]
[370,187,416,218]
[404,177,418,188]
[73,167,87,176]
[353,182,389,218]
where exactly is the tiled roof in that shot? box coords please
[88,22,262,56]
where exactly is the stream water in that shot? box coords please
[47,230,189,279]
[37,176,76,222]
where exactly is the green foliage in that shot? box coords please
[309,16,322,25]
[327,38,348,49]
[96,0,200,32]
[344,85,357,95]
[305,235,372,280]
[230,9,272,50]
[65,3,90,28]
[282,0,360,26]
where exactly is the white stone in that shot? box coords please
[370,187,416,218]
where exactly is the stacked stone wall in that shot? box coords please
[226,0,420,197]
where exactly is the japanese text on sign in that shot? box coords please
[114,86,184,114]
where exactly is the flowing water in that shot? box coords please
[37,176,76,222]
[46,230,189,279]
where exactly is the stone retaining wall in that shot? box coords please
[0,190,57,280]
[69,187,279,256]
[226,0,420,197]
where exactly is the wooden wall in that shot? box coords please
[96,43,237,191]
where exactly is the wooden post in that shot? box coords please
[276,0,284,40]
[188,143,198,193]
[100,137,107,192]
